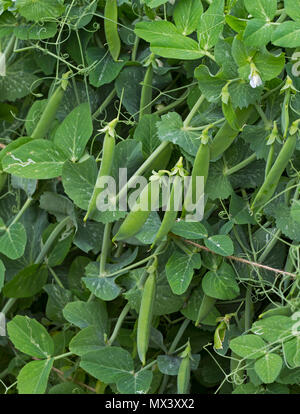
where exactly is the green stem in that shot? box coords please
[35,216,71,264]
[10,197,32,227]
[183,94,205,128]
[92,88,116,119]
[258,229,281,264]
[3,35,16,61]
[224,153,257,176]
[115,141,170,205]
[169,319,190,354]
[48,266,64,289]
[107,302,131,345]
[54,351,73,361]
[152,89,190,116]
[244,286,252,332]
[139,360,157,372]
[254,104,271,129]
[99,223,112,276]
[105,253,157,278]
[1,298,15,315]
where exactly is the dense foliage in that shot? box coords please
[1,0,300,395]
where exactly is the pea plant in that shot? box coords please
[1,0,300,396]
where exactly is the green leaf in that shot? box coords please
[63,300,108,331]
[157,112,201,156]
[283,337,300,368]
[165,250,201,294]
[145,0,169,7]
[170,221,208,239]
[69,326,106,356]
[243,19,274,48]
[204,235,234,256]
[7,315,54,358]
[173,0,203,35]
[116,370,153,394]
[254,353,283,384]
[44,284,73,324]
[62,156,98,211]
[53,103,93,162]
[80,347,134,383]
[253,51,285,81]
[285,0,300,22]
[244,0,277,20]
[134,114,160,158]
[0,60,38,101]
[83,261,121,301]
[0,220,27,260]
[14,21,57,40]
[202,262,240,300]
[16,0,65,22]
[3,264,48,298]
[198,0,224,50]
[157,354,200,375]
[17,358,54,394]
[135,21,204,60]
[195,65,226,102]
[115,66,144,115]
[0,11,16,38]
[272,21,300,47]
[229,80,262,109]
[252,316,294,342]
[2,139,67,179]
[229,334,267,359]
[86,47,125,88]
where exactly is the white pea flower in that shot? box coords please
[248,65,262,88]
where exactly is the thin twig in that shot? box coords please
[181,238,297,279]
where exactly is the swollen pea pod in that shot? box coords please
[137,260,157,365]
[177,342,191,394]
[210,106,253,160]
[195,293,216,327]
[31,72,70,140]
[112,176,160,242]
[182,138,210,218]
[104,0,121,62]
[251,133,297,213]
[84,119,117,222]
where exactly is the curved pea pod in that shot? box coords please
[137,268,157,365]
[84,132,115,221]
[151,175,182,247]
[104,0,121,61]
[251,134,297,213]
[113,179,160,242]
[195,294,216,326]
[210,106,253,160]
[31,72,70,140]
[177,343,191,394]
[182,142,210,218]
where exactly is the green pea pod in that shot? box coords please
[182,142,210,217]
[251,134,297,213]
[139,59,154,120]
[137,267,157,365]
[177,343,191,394]
[31,72,70,140]
[210,106,253,160]
[151,175,182,248]
[281,90,290,139]
[104,0,121,61]
[84,131,115,221]
[113,180,160,242]
[195,294,216,326]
